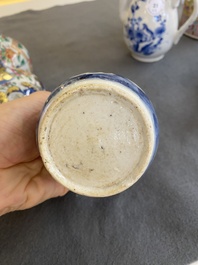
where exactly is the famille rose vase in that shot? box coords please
[0,34,44,103]
[180,0,198,39]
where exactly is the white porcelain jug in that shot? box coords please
[119,0,198,62]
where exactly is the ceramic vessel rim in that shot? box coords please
[38,72,159,197]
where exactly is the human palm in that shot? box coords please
[0,91,68,216]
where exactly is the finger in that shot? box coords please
[0,158,69,215]
[0,91,50,168]
[19,166,69,211]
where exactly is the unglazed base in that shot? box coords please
[131,53,165,63]
[38,78,155,197]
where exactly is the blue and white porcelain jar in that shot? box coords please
[38,73,159,197]
[119,0,198,62]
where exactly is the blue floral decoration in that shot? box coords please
[125,0,166,56]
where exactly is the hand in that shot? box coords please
[0,91,68,216]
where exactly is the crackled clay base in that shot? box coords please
[38,73,159,197]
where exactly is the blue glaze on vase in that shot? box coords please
[123,0,167,61]
[125,9,166,56]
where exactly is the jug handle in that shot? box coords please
[174,0,198,44]
[119,0,129,22]
[172,0,181,8]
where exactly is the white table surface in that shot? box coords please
[0,0,94,18]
